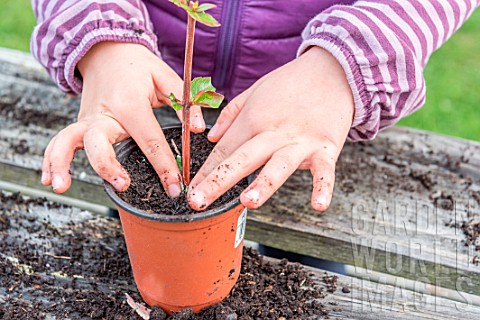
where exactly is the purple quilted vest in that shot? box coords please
[144,0,354,99]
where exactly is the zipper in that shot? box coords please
[212,0,242,94]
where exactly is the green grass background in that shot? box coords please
[0,0,478,141]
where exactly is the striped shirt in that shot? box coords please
[31,0,479,140]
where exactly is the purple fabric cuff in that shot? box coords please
[60,25,159,95]
[297,34,372,140]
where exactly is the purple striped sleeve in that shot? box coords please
[30,0,159,94]
[298,0,479,141]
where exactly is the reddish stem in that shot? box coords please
[181,14,196,186]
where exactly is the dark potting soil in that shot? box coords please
[0,191,337,319]
[117,128,248,215]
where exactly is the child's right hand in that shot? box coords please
[41,42,201,198]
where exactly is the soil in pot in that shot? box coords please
[117,128,248,215]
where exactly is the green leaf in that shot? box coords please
[197,3,216,12]
[169,0,220,26]
[176,155,183,172]
[168,93,184,111]
[175,155,186,191]
[190,77,215,99]
[193,90,224,109]
[190,77,223,108]
[169,0,191,12]
[187,10,220,27]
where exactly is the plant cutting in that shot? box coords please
[104,0,248,314]
[165,0,224,188]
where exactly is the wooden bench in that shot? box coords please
[1,47,480,318]
[2,190,480,319]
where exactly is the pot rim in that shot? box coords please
[104,124,244,223]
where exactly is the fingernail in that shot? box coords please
[315,194,329,208]
[190,190,207,208]
[244,189,260,204]
[52,175,63,191]
[167,183,181,198]
[41,171,48,184]
[111,176,127,191]
[208,124,219,138]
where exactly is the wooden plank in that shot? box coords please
[249,126,480,295]
[326,274,480,320]
[1,48,480,296]
[1,191,480,319]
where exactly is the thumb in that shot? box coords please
[207,76,264,142]
[207,92,247,143]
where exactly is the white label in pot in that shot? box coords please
[234,208,247,248]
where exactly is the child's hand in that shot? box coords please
[188,47,354,211]
[41,42,204,197]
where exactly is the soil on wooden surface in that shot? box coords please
[0,95,72,129]
[448,218,480,266]
[0,192,338,319]
[117,128,248,216]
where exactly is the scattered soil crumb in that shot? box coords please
[431,191,455,211]
[322,273,338,293]
[341,286,351,294]
[9,139,29,155]
[472,191,480,206]
[447,219,480,265]
[410,170,435,190]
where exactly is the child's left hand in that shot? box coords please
[188,47,355,212]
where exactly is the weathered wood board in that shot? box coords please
[1,191,480,319]
[250,128,480,295]
[1,48,480,296]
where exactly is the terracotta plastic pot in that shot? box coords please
[104,128,247,314]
